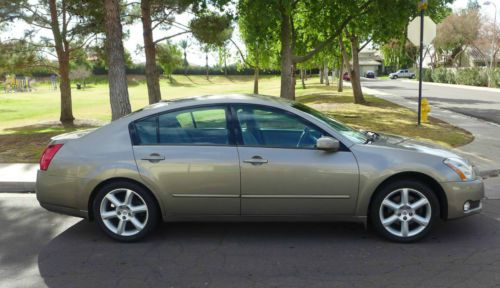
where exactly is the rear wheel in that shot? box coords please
[370,180,439,243]
[93,181,159,242]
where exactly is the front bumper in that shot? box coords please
[441,178,485,219]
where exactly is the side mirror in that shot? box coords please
[316,136,340,152]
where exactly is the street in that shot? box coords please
[1,194,500,288]
[361,79,500,125]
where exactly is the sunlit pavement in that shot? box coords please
[361,79,500,200]
[1,193,500,288]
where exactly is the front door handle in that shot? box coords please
[141,153,165,162]
[243,156,268,165]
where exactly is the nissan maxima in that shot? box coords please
[36,94,484,242]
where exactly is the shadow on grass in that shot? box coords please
[3,120,101,135]
[167,77,195,87]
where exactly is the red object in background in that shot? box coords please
[343,72,350,81]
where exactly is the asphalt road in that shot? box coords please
[361,79,500,125]
[2,194,500,288]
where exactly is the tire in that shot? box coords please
[370,179,439,243]
[93,181,159,242]
[410,75,416,79]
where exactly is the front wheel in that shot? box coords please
[370,180,439,243]
[93,181,159,242]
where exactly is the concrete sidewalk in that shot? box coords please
[0,163,37,192]
[363,85,500,199]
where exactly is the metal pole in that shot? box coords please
[417,1,425,126]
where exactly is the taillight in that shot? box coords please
[40,144,64,171]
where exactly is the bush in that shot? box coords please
[491,68,500,88]
[420,68,433,82]
[431,68,448,83]
[455,68,487,86]
[445,70,456,84]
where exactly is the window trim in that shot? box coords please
[129,104,236,146]
[229,104,347,151]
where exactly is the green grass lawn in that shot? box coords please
[0,75,472,162]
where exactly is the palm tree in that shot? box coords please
[179,39,189,75]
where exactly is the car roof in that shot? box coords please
[160,93,293,106]
[125,94,296,120]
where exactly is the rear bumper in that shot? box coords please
[39,202,88,218]
[36,170,88,218]
[442,178,485,219]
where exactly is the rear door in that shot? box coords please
[131,105,241,215]
[233,104,359,216]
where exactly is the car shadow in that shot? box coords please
[37,214,500,288]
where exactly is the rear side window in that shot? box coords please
[133,106,230,145]
[134,116,158,144]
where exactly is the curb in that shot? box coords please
[400,79,500,93]
[0,182,35,193]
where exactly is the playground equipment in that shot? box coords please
[3,74,32,93]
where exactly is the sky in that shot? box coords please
[1,0,498,67]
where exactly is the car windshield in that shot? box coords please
[292,103,368,144]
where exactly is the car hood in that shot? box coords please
[370,133,461,160]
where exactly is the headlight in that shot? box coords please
[444,158,474,181]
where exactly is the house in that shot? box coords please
[352,50,384,76]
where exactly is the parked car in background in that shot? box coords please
[365,71,376,78]
[389,69,416,79]
[37,94,484,243]
[343,72,350,81]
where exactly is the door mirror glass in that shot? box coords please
[316,136,340,151]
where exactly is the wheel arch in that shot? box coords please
[367,172,448,220]
[88,177,164,221]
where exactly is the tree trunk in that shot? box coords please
[319,67,324,84]
[58,56,74,124]
[141,0,161,104]
[183,50,188,75]
[253,67,259,94]
[279,12,295,100]
[205,52,209,80]
[301,69,306,89]
[324,63,330,86]
[48,0,74,124]
[349,36,365,104]
[104,0,131,120]
[224,55,227,76]
[337,52,344,92]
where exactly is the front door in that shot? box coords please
[132,105,240,216]
[233,105,359,216]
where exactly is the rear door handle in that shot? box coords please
[243,156,268,165]
[141,153,165,162]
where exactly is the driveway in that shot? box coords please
[361,79,500,124]
[2,194,500,288]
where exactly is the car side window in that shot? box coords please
[133,106,230,145]
[235,105,324,149]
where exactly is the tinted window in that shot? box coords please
[134,106,230,145]
[134,116,158,144]
[235,106,323,148]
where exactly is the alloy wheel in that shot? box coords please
[378,188,432,238]
[99,188,149,237]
